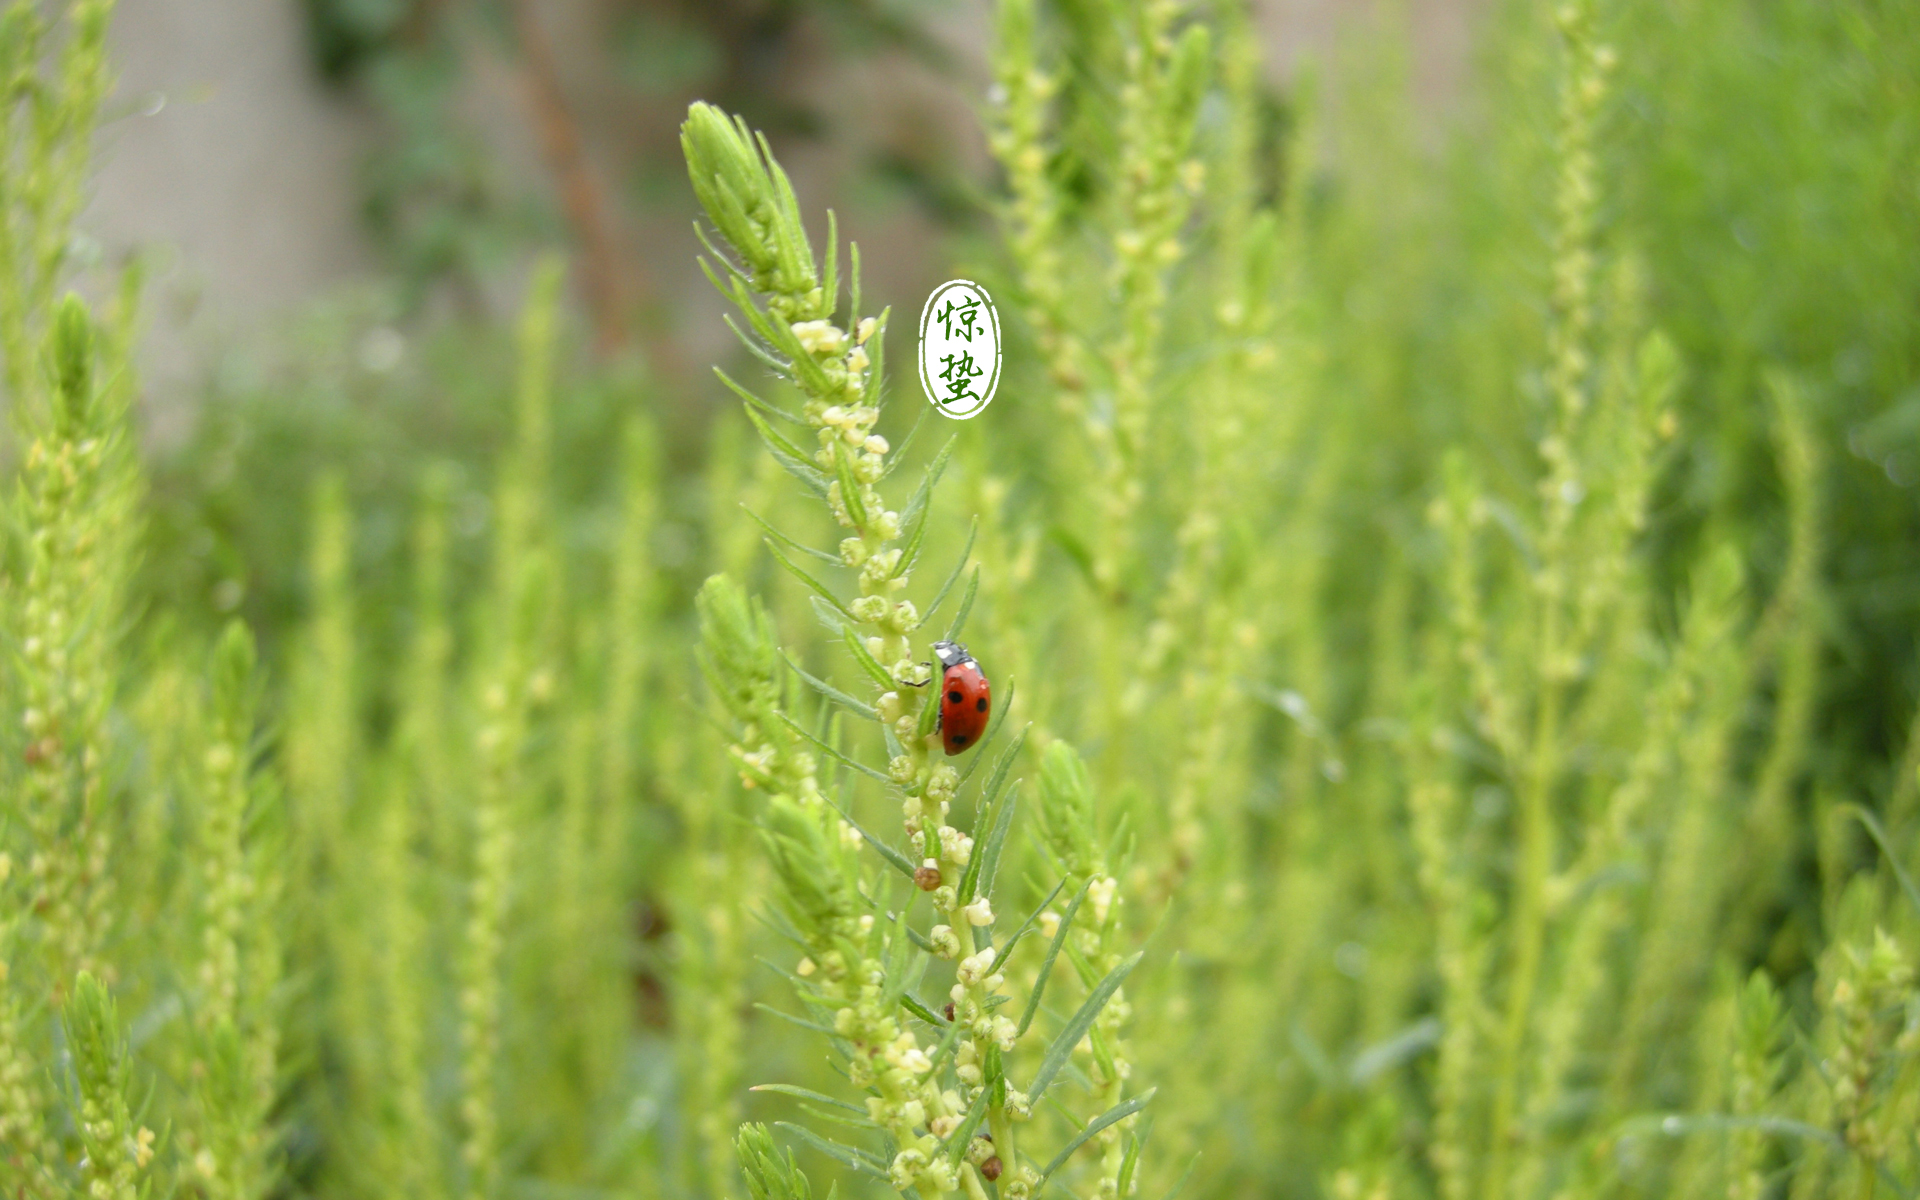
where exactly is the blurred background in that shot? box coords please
[98,0,1487,673]
[17,0,1920,1196]
[94,0,1475,408]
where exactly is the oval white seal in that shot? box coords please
[917,279,1001,420]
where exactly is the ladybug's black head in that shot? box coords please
[933,641,973,670]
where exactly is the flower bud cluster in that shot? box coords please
[196,625,263,1038]
[938,824,974,866]
[691,103,1166,1200]
[1828,930,1913,1162]
[12,303,139,989]
[823,956,963,1196]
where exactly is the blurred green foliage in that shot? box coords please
[3,0,1920,1199]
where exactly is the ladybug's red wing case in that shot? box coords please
[939,663,990,755]
[932,640,991,756]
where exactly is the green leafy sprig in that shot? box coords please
[686,102,1152,1200]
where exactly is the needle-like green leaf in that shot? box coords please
[745,505,841,565]
[825,798,915,880]
[919,531,975,628]
[831,439,870,531]
[842,626,897,690]
[822,209,838,318]
[970,782,1019,915]
[750,1084,869,1116]
[755,1004,840,1037]
[895,438,956,573]
[714,364,806,425]
[766,540,859,626]
[944,567,980,642]
[777,712,892,783]
[881,405,926,481]
[743,403,830,498]
[1117,1115,1153,1199]
[1029,952,1142,1102]
[1017,882,1089,1038]
[1038,1091,1155,1182]
[958,736,1023,907]
[783,653,879,721]
[1840,803,1920,918]
[849,241,862,322]
[775,1122,889,1179]
[995,880,1065,971]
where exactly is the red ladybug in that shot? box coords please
[935,641,991,756]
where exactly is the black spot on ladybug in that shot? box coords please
[949,691,963,703]
[952,734,966,746]
[976,698,987,712]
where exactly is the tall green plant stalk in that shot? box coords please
[189,621,283,1200]
[1128,9,1297,1166]
[0,0,114,415]
[346,467,455,1200]
[1,287,146,1200]
[990,0,1085,415]
[0,859,46,1199]
[988,0,1208,599]
[669,742,753,1200]
[288,472,357,924]
[1483,5,1614,1193]
[1097,0,1207,594]
[1421,452,1501,1200]
[453,524,534,1200]
[62,973,156,1200]
[367,766,442,1200]
[1516,541,1739,1200]
[685,100,1156,1200]
[1140,68,1274,901]
[11,294,139,990]
[458,263,564,1200]
[0,11,130,1195]
[602,415,657,903]
[571,414,658,1171]
[1738,372,1826,913]
[401,463,459,866]
[0,827,53,1198]
[1725,971,1789,1200]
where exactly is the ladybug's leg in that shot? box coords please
[898,662,933,688]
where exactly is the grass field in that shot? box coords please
[4,1,1920,1198]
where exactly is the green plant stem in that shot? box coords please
[988,1105,1018,1185]
[1486,665,1561,1200]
